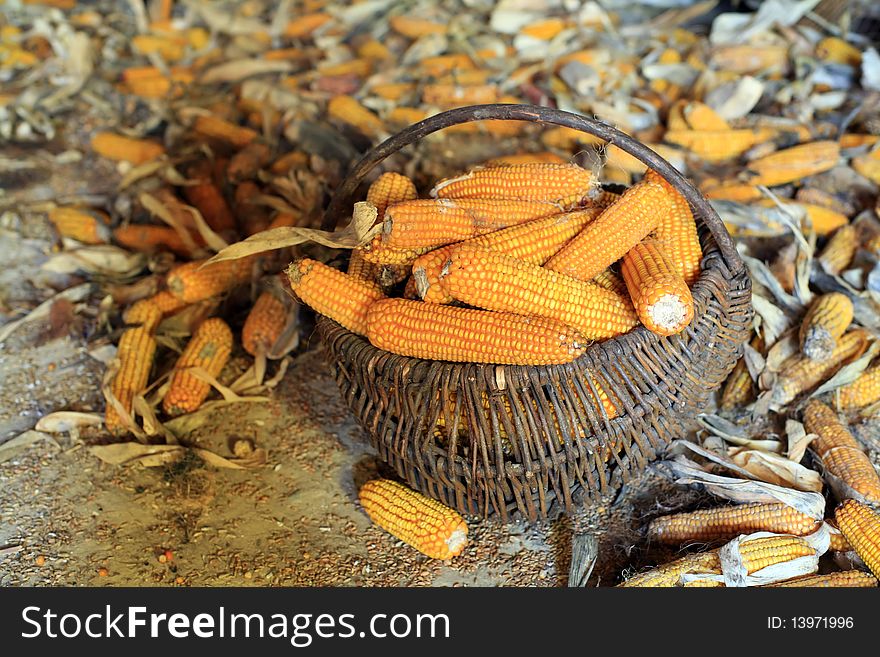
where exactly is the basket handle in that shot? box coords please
[321,103,744,275]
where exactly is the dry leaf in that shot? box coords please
[729,448,823,492]
[0,283,92,345]
[35,412,104,433]
[90,443,184,466]
[785,419,814,463]
[200,59,295,84]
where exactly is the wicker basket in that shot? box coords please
[316,104,753,522]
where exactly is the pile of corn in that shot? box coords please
[286,162,703,366]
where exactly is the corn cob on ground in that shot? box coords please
[618,551,721,587]
[765,571,877,587]
[818,225,857,275]
[91,132,165,164]
[162,318,233,416]
[48,207,110,244]
[799,293,853,361]
[836,363,880,409]
[744,140,840,187]
[113,224,201,257]
[167,257,256,303]
[104,326,157,436]
[834,499,880,578]
[736,535,816,575]
[621,240,694,336]
[430,163,594,206]
[359,479,467,560]
[242,290,289,357]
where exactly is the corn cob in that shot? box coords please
[799,293,853,361]
[648,503,821,545]
[618,552,721,587]
[166,257,256,303]
[836,364,880,410]
[162,318,232,416]
[287,259,385,336]
[710,45,790,74]
[818,225,857,275]
[663,129,774,162]
[835,499,880,578]
[441,245,639,340]
[113,224,199,257]
[283,12,331,38]
[853,152,880,185]
[592,268,629,298]
[270,150,309,175]
[226,141,272,184]
[682,578,725,587]
[242,290,289,357]
[131,34,185,61]
[104,327,157,436]
[485,152,568,166]
[413,209,599,304]
[403,276,419,300]
[422,83,500,107]
[755,199,848,236]
[123,298,162,333]
[584,189,623,209]
[767,571,877,587]
[327,95,384,139]
[359,237,433,266]
[366,172,418,218]
[803,400,880,504]
[816,37,862,66]
[770,329,869,407]
[621,241,694,336]
[828,523,853,552]
[318,58,373,79]
[365,298,586,365]
[645,171,702,285]
[737,535,816,575]
[388,16,446,38]
[683,101,731,131]
[381,198,564,250]
[545,173,673,281]
[430,163,594,207]
[702,182,763,203]
[359,479,466,560]
[744,141,840,187]
[182,161,237,233]
[91,132,165,165]
[347,248,382,282]
[721,334,763,411]
[48,207,110,244]
[192,115,258,149]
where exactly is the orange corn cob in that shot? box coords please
[853,152,880,185]
[770,329,869,406]
[403,276,419,300]
[91,132,165,165]
[621,241,694,336]
[737,535,816,575]
[113,224,199,257]
[162,318,233,416]
[721,334,763,411]
[227,141,272,183]
[440,245,638,340]
[422,83,500,107]
[430,163,593,207]
[818,225,857,275]
[646,171,702,285]
[828,522,852,552]
[767,571,877,587]
[744,141,840,187]
[242,290,290,357]
[283,12,331,38]
[365,298,586,365]
[166,257,256,303]
[485,152,568,166]
[270,150,309,175]
[835,499,880,578]
[663,129,774,162]
[122,298,162,333]
[592,268,629,298]
[359,237,433,266]
[370,82,416,101]
[385,107,430,129]
[131,34,185,61]
[182,161,236,234]
[710,45,790,74]
[545,173,673,281]
[147,290,188,317]
[816,37,862,66]
[836,364,880,410]
[413,209,599,304]
[327,95,384,139]
[192,115,258,149]
[359,479,465,560]
[803,400,880,504]
[618,552,722,587]
[381,198,564,250]
[347,248,382,282]
[683,101,730,131]
[799,293,853,361]
[647,502,821,544]
[287,259,385,336]
[388,16,446,38]
[756,199,848,236]
[318,58,373,78]
[366,172,418,218]
[48,207,110,244]
[104,327,157,436]
[702,182,764,203]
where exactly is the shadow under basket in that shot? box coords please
[316,104,754,522]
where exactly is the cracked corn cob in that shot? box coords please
[366,172,418,218]
[766,571,877,587]
[834,499,880,578]
[430,163,594,207]
[242,290,289,357]
[544,171,674,281]
[104,326,157,436]
[365,298,586,365]
[618,551,721,587]
[440,244,638,340]
[359,479,468,560]
[803,400,880,504]
[412,208,599,304]
[744,140,840,187]
[167,257,256,303]
[644,170,702,286]
[287,258,385,336]
[836,363,880,409]
[621,240,694,336]
[648,502,821,545]
[162,318,232,416]
[799,293,853,361]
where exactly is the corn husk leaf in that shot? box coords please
[812,341,880,397]
[704,76,764,120]
[42,246,146,278]
[751,293,790,345]
[35,411,104,433]
[200,59,295,84]
[714,527,827,587]
[90,443,184,467]
[139,191,206,257]
[697,415,782,452]
[785,419,815,463]
[729,448,823,492]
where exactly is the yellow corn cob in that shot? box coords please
[91,132,165,165]
[485,152,568,166]
[721,334,763,411]
[381,198,564,250]
[192,115,258,149]
[682,578,725,587]
[621,241,694,336]
[738,535,816,575]
[417,53,474,76]
[123,298,162,333]
[242,290,289,357]
[388,16,447,38]
[666,100,689,131]
[385,107,430,129]
[430,163,594,207]
[166,257,256,303]
[440,244,638,340]
[835,499,880,578]
[47,207,110,244]
[770,329,869,406]
[755,199,848,236]
[413,209,599,304]
[828,523,853,552]
[744,141,840,187]
[359,237,433,266]
[287,258,385,336]
[818,225,857,275]
[710,45,790,74]
[816,37,862,66]
[647,503,821,545]
[359,479,466,560]
[327,95,384,139]
[422,83,500,107]
[366,172,418,218]
[702,182,763,203]
[347,248,382,282]
[618,552,721,587]
[803,400,880,504]
[767,571,877,587]
[683,101,730,131]
[645,170,703,286]
[663,129,775,162]
[592,268,629,299]
[545,173,673,281]
[162,318,232,416]
[799,293,853,361]
[837,364,880,410]
[365,298,587,365]
[104,327,157,436]
[148,290,188,316]
[283,12,331,38]
[839,134,878,149]
[853,152,880,185]
[584,189,623,209]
